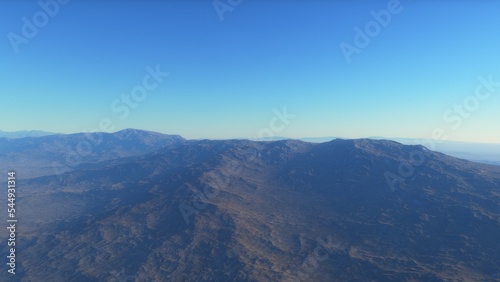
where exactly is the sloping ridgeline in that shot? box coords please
[1,132,499,281]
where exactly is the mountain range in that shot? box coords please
[0,129,183,180]
[0,130,57,139]
[3,130,498,165]
[0,129,499,281]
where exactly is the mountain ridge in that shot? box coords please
[0,128,185,180]
[0,130,58,139]
[2,133,499,281]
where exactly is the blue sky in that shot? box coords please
[1,0,500,143]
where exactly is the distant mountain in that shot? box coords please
[299,136,337,143]
[250,136,291,141]
[0,130,57,138]
[0,128,184,179]
[299,136,500,166]
[3,136,499,281]
[387,138,500,166]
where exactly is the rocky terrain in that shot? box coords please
[1,130,499,281]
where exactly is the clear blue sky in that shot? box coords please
[1,0,500,143]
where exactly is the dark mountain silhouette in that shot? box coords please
[1,131,499,281]
[0,128,184,179]
[0,130,57,139]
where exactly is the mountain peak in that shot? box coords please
[113,128,184,140]
[0,130,58,138]
[2,132,500,281]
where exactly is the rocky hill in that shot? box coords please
[1,131,499,281]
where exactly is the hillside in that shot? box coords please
[1,132,499,281]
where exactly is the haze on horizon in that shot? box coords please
[1,1,500,143]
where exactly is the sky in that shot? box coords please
[1,0,500,143]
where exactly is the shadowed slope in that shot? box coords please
[5,138,500,281]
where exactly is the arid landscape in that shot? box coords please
[1,130,499,281]
[3,1,500,281]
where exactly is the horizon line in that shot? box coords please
[2,128,500,145]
